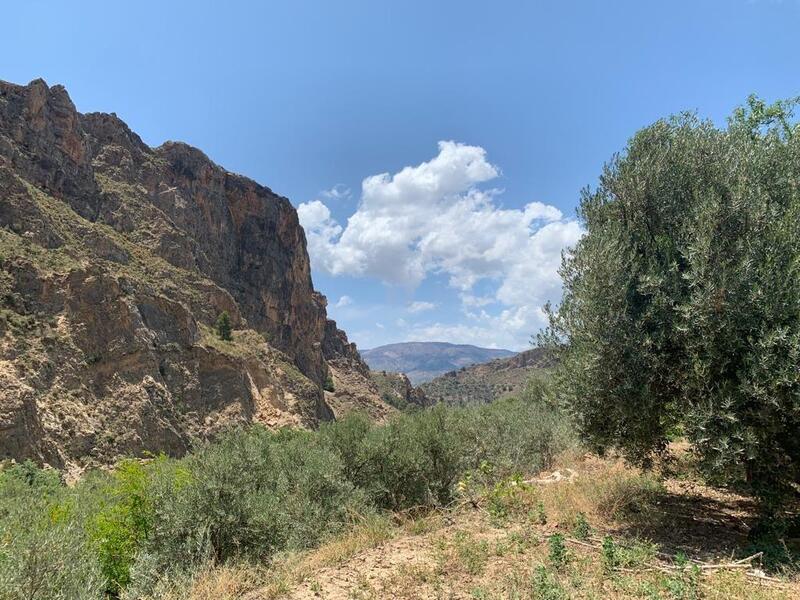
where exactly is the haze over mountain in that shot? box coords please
[361,342,515,384]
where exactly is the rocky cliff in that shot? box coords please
[0,78,390,471]
[369,370,432,411]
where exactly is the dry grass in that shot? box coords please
[176,452,798,599]
[538,453,665,528]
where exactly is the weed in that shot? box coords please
[572,512,591,540]
[533,500,547,525]
[548,533,569,569]
[530,565,568,600]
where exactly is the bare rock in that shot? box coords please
[0,78,390,467]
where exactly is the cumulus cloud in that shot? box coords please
[334,295,353,308]
[407,301,436,313]
[298,141,583,348]
[321,184,352,200]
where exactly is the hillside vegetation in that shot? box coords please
[421,348,553,406]
[0,386,573,599]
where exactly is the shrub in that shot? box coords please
[144,427,365,571]
[86,459,162,594]
[323,372,335,392]
[458,381,575,478]
[529,565,568,600]
[0,462,105,600]
[324,392,575,511]
[547,533,569,569]
[572,512,590,540]
[321,406,464,510]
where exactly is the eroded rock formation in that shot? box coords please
[0,78,389,470]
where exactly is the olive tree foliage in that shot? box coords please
[542,96,800,511]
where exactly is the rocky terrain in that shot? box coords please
[361,342,515,384]
[369,370,432,411]
[420,347,553,406]
[0,78,391,471]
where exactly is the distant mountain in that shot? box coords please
[361,342,515,384]
[420,348,554,406]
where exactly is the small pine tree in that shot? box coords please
[323,372,335,392]
[215,311,232,341]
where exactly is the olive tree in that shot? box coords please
[544,96,800,514]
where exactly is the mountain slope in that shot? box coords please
[361,342,515,384]
[420,347,553,406]
[0,78,390,469]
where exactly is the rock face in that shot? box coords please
[0,78,387,469]
[370,370,432,411]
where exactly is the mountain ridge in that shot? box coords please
[361,341,515,384]
[0,78,392,470]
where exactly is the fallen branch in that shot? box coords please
[733,551,762,565]
[565,538,597,550]
[563,536,788,587]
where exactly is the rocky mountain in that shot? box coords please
[369,370,432,411]
[361,342,515,384]
[0,78,392,471]
[420,347,553,406]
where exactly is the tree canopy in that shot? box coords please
[545,96,800,512]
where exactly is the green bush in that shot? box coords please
[323,372,335,392]
[321,405,463,510]
[144,427,364,570]
[0,396,576,597]
[322,394,573,512]
[86,459,163,595]
[458,379,575,478]
[0,462,105,600]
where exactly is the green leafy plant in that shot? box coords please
[530,565,568,600]
[601,535,618,571]
[323,372,335,392]
[572,512,590,540]
[88,460,156,594]
[533,500,548,525]
[548,533,569,569]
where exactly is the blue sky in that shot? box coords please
[3,1,799,350]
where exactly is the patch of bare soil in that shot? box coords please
[616,477,758,561]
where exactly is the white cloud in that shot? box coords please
[406,304,549,350]
[298,141,584,348]
[460,293,496,308]
[407,301,436,313]
[321,184,352,200]
[334,295,353,308]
